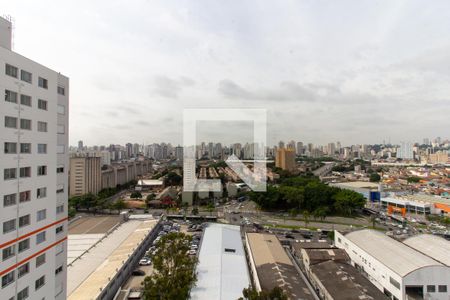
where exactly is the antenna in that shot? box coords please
[2,14,14,50]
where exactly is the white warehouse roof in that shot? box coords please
[344,230,443,277]
[190,223,250,300]
[403,234,450,266]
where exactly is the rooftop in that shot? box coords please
[403,234,450,266]
[332,181,379,189]
[68,218,158,299]
[190,223,250,300]
[344,229,443,277]
[310,261,388,300]
[302,248,349,266]
[137,179,164,186]
[247,233,315,300]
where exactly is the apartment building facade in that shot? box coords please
[69,155,102,196]
[0,17,69,300]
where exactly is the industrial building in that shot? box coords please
[245,233,315,299]
[403,234,450,266]
[335,230,450,300]
[190,223,250,300]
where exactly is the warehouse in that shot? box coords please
[245,233,315,299]
[403,234,450,266]
[335,229,450,300]
[190,224,250,300]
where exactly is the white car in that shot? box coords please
[139,258,151,266]
[188,250,197,256]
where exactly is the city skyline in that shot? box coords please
[3,0,450,146]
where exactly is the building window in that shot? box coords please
[224,248,236,253]
[38,77,48,89]
[37,209,46,222]
[389,277,400,289]
[57,86,65,95]
[20,70,32,83]
[57,124,65,134]
[37,121,47,132]
[427,285,436,293]
[3,219,16,233]
[20,119,32,130]
[19,191,31,203]
[35,275,45,290]
[20,167,31,178]
[5,90,17,103]
[5,116,17,128]
[1,270,15,288]
[56,205,64,214]
[57,104,65,114]
[55,265,63,275]
[20,94,32,106]
[36,253,45,267]
[36,231,46,244]
[5,64,18,78]
[19,214,30,227]
[37,165,47,176]
[18,262,29,278]
[37,143,47,154]
[3,194,16,207]
[56,225,63,234]
[2,245,15,261]
[20,143,31,154]
[17,287,29,300]
[4,168,17,180]
[56,186,64,194]
[18,239,30,253]
[4,142,17,154]
[37,99,47,110]
[56,166,64,173]
[55,243,64,255]
[438,285,447,293]
[57,145,65,154]
[37,187,47,199]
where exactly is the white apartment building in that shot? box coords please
[0,17,69,300]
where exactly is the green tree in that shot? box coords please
[369,173,381,182]
[191,207,199,215]
[112,199,127,213]
[239,286,288,300]
[333,190,365,216]
[302,210,310,228]
[407,176,421,183]
[130,191,143,199]
[142,233,197,300]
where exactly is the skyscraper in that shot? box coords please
[275,148,296,171]
[0,16,69,300]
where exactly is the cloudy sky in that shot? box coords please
[3,0,450,147]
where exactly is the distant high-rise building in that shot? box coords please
[278,141,285,149]
[175,146,183,161]
[126,143,133,158]
[0,16,69,300]
[275,148,296,171]
[296,142,303,156]
[78,140,84,151]
[423,138,429,145]
[327,142,336,155]
[69,155,102,196]
[397,141,414,160]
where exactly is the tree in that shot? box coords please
[112,199,127,213]
[191,207,199,215]
[369,173,381,182]
[239,286,288,300]
[206,203,215,215]
[130,191,143,199]
[333,190,365,216]
[407,176,421,183]
[302,210,310,228]
[142,233,197,300]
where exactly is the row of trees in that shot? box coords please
[248,176,366,216]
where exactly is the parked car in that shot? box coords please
[139,258,151,266]
[131,269,146,276]
[188,250,197,256]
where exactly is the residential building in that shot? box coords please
[275,147,296,171]
[0,16,69,300]
[69,154,102,196]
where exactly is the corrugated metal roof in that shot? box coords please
[190,223,250,300]
[403,234,450,266]
[344,230,442,277]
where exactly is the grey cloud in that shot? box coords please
[153,76,196,98]
[135,120,151,126]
